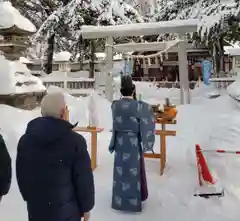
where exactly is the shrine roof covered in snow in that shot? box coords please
[81,19,198,39]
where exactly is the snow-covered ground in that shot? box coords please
[1,83,240,221]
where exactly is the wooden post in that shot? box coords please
[160,123,166,175]
[105,36,114,102]
[91,130,97,170]
[144,120,176,175]
[73,127,104,170]
[65,106,69,121]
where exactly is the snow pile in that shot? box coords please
[115,80,219,105]
[0,55,46,94]
[227,77,240,100]
[0,1,36,32]
[47,86,86,126]
[0,105,40,151]
[1,84,240,220]
[228,67,240,77]
[19,57,33,64]
[46,86,111,129]
[88,93,99,127]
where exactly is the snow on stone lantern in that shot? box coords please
[0,1,46,109]
[54,51,72,72]
[0,2,36,60]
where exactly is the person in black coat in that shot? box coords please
[16,92,94,221]
[0,134,12,202]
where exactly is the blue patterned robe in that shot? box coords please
[109,98,155,212]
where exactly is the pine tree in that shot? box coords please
[153,0,239,43]
[11,0,72,74]
[35,0,143,62]
[151,0,240,73]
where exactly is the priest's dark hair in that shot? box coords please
[120,75,136,98]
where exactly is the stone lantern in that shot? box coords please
[0,2,36,60]
[0,1,46,109]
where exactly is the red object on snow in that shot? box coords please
[195,144,216,186]
[199,149,240,154]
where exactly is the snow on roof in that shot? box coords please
[0,2,36,33]
[95,52,106,58]
[81,19,198,39]
[54,51,72,62]
[225,47,240,56]
[0,55,45,94]
[113,54,122,60]
[19,57,33,64]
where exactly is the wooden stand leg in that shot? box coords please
[91,132,97,170]
[160,124,166,175]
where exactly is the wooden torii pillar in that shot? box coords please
[105,37,114,102]
[178,41,190,104]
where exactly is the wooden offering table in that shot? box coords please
[144,118,176,175]
[73,127,104,170]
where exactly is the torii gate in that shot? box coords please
[80,19,198,104]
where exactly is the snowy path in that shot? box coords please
[1,88,240,220]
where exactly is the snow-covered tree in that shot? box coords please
[10,0,64,28]
[35,0,143,43]
[10,0,72,74]
[154,0,240,43]
[154,0,198,21]
[152,0,240,73]
[34,0,143,74]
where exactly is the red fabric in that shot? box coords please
[196,144,215,186]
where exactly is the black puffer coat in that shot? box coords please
[16,117,94,221]
[0,134,12,199]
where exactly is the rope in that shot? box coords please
[197,149,240,154]
[105,39,182,60]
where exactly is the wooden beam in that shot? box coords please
[144,153,161,159]
[156,119,177,124]
[73,127,104,171]
[155,130,176,136]
[73,127,104,133]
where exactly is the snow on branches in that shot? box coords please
[30,0,143,59]
[154,0,240,43]
[35,0,143,44]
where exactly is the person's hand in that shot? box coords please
[83,212,90,221]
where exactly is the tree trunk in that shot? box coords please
[79,36,84,70]
[214,41,220,75]
[211,44,218,76]
[89,40,95,78]
[44,34,55,74]
[219,37,225,72]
